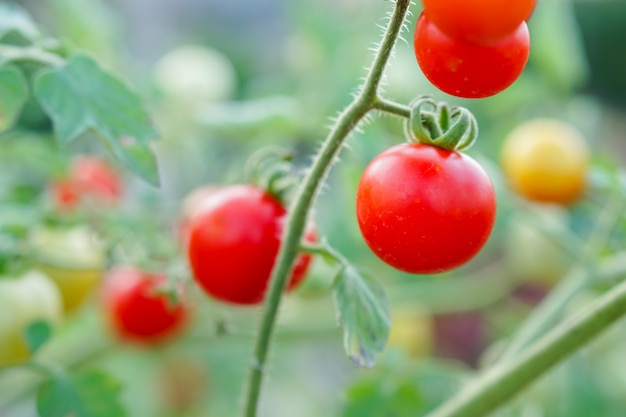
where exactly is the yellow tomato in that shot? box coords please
[0,270,62,366]
[29,225,106,313]
[386,307,433,359]
[501,119,589,204]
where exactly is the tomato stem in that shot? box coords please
[241,1,412,416]
[425,272,626,417]
[373,97,411,118]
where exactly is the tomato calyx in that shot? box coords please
[244,146,299,205]
[403,96,478,152]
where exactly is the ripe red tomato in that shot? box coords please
[102,267,188,344]
[414,13,530,98]
[187,185,316,305]
[422,0,537,43]
[51,155,122,210]
[356,143,496,274]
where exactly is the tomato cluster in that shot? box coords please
[414,0,535,98]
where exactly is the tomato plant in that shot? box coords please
[501,118,590,204]
[2,2,623,417]
[422,0,537,43]
[102,267,188,344]
[0,271,62,367]
[29,225,106,313]
[413,12,530,98]
[187,184,316,305]
[356,143,496,274]
[51,155,122,211]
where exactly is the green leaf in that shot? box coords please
[0,64,28,132]
[342,358,468,417]
[332,265,390,368]
[24,320,53,355]
[37,369,127,417]
[0,3,41,45]
[37,376,74,417]
[71,370,127,417]
[34,54,160,185]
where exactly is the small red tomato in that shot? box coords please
[187,185,316,305]
[103,267,188,344]
[414,13,530,98]
[51,155,122,211]
[422,0,537,43]
[356,143,496,274]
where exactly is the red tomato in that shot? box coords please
[187,185,316,305]
[422,0,537,43]
[414,13,530,99]
[51,155,122,210]
[103,267,188,344]
[356,143,496,274]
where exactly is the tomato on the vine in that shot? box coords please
[413,13,530,98]
[30,225,106,313]
[187,185,316,305]
[102,267,188,344]
[500,119,589,204]
[0,271,62,367]
[356,143,496,274]
[51,155,122,211]
[422,0,537,43]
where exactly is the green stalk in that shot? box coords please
[241,1,412,416]
[496,266,589,363]
[426,275,626,417]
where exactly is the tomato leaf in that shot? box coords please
[0,64,28,132]
[332,266,390,368]
[33,54,160,186]
[37,375,74,417]
[24,320,53,355]
[37,369,127,417]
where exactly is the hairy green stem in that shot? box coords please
[241,1,411,416]
[426,275,626,417]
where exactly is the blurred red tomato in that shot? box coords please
[51,155,122,211]
[102,267,188,345]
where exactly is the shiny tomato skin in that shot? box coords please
[187,185,315,305]
[422,0,537,43]
[103,267,188,344]
[414,13,530,99]
[356,143,496,274]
